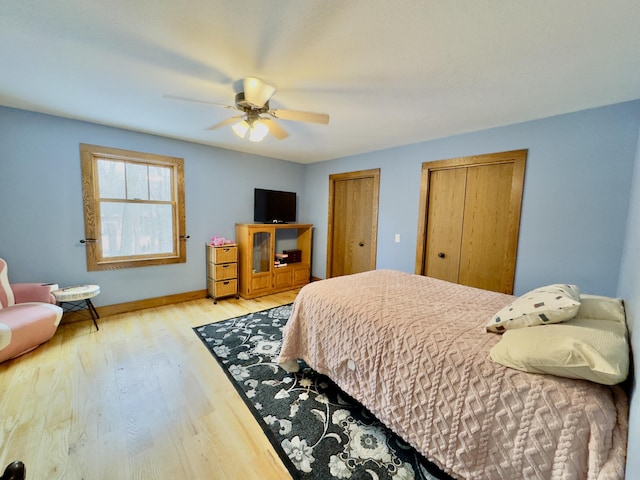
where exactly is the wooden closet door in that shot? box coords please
[424,168,467,282]
[327,169,380,278]
[416,150,526,294]
[458,162,517,292]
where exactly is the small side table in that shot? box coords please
[52,285,101,331]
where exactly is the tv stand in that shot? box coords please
[236,223,312,299]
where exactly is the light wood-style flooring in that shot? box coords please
[0,291,299,479]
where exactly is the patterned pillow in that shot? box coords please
[486,284,581,333]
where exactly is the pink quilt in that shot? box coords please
[278,270,628,480]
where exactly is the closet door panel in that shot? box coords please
[458,162,515,293]
[424,168,467,282]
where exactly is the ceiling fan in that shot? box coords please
[165,77,329,142]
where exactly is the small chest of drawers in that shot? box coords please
[206,244,239,303]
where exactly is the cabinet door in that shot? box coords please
[251,274,272,293]
[274,268,292,289]
[292,265,310,286]
[252,231,272,274]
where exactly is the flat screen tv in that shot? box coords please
[254,188,297,223]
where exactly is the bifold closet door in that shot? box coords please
[418,149,526,295]
[424,168,466,283]
[458,162,518,293]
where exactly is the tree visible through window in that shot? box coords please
[80,144,186,271]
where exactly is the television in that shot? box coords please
[254,188,297,223]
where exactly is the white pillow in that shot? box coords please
[489,317,629,385]
[486,284,580,333]
[575,294,625,323]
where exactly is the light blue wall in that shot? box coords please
[618,125,640,479]
[302,101,640,297]
[0,107,306,306]
[5,102,635,303]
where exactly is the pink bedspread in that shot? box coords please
[278,270,628,480]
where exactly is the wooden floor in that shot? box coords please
[0,291,299,480]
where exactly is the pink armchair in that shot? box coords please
[0,258,63,363]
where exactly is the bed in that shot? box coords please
[277,269,629,480]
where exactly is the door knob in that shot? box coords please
[437,252,445,258]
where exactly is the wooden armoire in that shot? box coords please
[415,150,527,294]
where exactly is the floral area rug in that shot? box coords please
[194,304,453,480]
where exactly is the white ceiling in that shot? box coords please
[1,1,639,164]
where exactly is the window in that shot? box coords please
[80,144,186,271]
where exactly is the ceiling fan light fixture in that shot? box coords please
[167,76,327,142]
[244,77,276,108]
[248,119,269,142]
[231,119,250,138]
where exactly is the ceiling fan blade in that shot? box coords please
[163,94,238,110]
[261,118,289,140]
[269,109,329,125]
[206,115,244,131]
[243,77,276,108]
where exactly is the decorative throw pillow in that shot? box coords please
[486,284,580,333]
[489,315,629,385]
